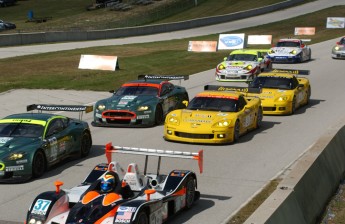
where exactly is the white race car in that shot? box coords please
[268,38,311,63]
[331,36,345,59]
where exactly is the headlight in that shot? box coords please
[167,116,179,125]
[278,96,288,101]
[29,219,43,224]
[215,120,231,127]
[137,106,149,111]
[270,50,275,53]
[290,50,297,55]
[218,64,225,70]
[335,46,340,51]
[8,152,26,160]
[97,104,106,110]
[245,65,253,70]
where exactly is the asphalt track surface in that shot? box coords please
[0,0,345,223]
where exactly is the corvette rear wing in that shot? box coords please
[105,142,203,174]
[263,68,310,75]
[204,85,261,93]
[27,104,93,120]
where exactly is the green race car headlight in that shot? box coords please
[137,106,149,111]
[335,46,340,51]
[8,152,26,160]
[290,50,297,55]
[97,104,106,111]
[214,120,231,127]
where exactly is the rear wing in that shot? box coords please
[138,74,189,85]
[27,104,93,120]
[204,85,261,93]
[263,68,310,75]
[105,142,203,174]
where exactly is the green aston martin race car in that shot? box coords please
[92,75,189,127]
[0,104,93,183]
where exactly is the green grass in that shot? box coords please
[0,5,344,93]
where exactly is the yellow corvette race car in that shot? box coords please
[164,86,263,144]
[230,69,311,115]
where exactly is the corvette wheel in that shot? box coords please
[32,150,46,178]
[134,211,148,224]
[256,107,263,128]
[185,177,196,209]
[233,120,240,142]
[154,105,163,125]
[80,132,92,158]
[291,97,296,115]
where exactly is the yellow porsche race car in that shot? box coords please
[164,86,263,144]
[230,69,311,115]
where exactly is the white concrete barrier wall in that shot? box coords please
[0,0,303,46]
[245,118,345,224]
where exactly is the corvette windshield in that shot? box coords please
[249,77,293,90]
[276,41,300,47]
[0,123,44,138]
[115,86,158,96]
[187,97,238,112]
[228,54,257,61]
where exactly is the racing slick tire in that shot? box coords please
[80,131,92,158]
[32,150,46,178]
[291,96,297,115]
[185,176,196,209]
[233,120,240,143]
[154,104,164,125]
[255,107,263,129]
[134,211,149,224]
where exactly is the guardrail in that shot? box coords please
[0,0,303,47]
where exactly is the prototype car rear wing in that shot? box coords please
[105,142,203,174]
[204,85,261,93]
[27,104,93,120]
[263,68,310,75]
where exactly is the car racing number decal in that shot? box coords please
[32,199,51,216]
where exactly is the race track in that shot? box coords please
[0,0,345,223]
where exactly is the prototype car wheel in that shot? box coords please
[32,150,46,178]
[80,132,92,158]
[134,211,148,224]
[233,120,240,142]
[154,105,163,125]
[185,177,196,209]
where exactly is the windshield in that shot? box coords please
[187,97,238,112]
[228,54,257,61]
[249,77,293,89]
[276,41,300,47]
[115,86,159,96]
[0,123,44,138]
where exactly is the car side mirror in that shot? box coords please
[298,84,304,88]
[223,57,227,61]
[336,41,341,45]
[258,57,263,62]
[182,100,189,107]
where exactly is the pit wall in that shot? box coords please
[0,0,303,47]
[244,118,345,224]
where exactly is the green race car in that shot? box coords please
[92,75,189,127]
[0,104,93,183]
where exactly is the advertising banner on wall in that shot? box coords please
[187,41,218,52]
[294,27,316,35]
[326,17,345,28]
[247,35,272,45]
[217,33,245,50]
[78,55,119,71]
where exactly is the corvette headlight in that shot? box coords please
[218,64,225,70]
[8,152,26,160]
[168,116,179,124]
[278,96,288,101]
[335,46,340,51]
[97,104,106,111]
[215,120,230,127]
[290,50,297,55]
[137,106,149,111]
